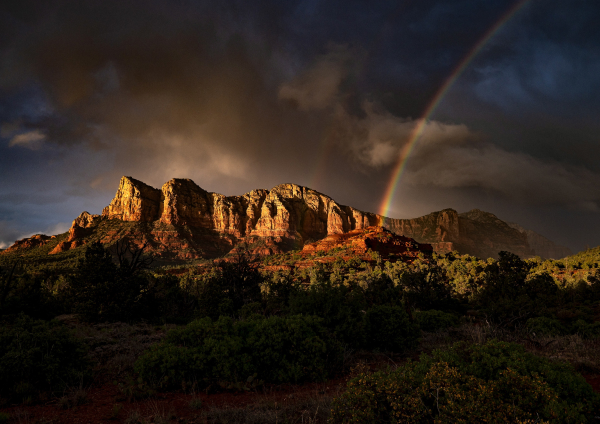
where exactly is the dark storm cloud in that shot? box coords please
[0,0,299,188]
[0,0,599,251]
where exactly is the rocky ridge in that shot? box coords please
[2,176,572,261]
[2,234,53,254]
[43,176,381,261]
[301,225,432,259]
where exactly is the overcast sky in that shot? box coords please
[1,0,599,252]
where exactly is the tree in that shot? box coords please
[196,245,264,319]
[69,241,153,322]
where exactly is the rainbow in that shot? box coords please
[378,0,531,220]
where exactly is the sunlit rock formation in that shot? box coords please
[3,176,572,261]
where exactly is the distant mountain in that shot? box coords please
[383,208,531,259]
[383,208,570,260]
[506,222,572,259]
[1,176,571,262]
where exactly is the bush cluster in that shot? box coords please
[134,315,343,389]
[330,340,600,423]
[0,315,89,402]
[527,316,600,338]
[415,309,459,332]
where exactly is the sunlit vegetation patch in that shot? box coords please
[330,340,600,423]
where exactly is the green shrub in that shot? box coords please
[193,253,263,320]
[288,281,367,348]
[526,316,567,336]
[0,315,89,401]
[385,259,457,311]
[415,309,459,332]
[363,305,419,352]
[526,317,600,338]
[330,340,600,423]
[134,315,342,389]
[573,319,600,339]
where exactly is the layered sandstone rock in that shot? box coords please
[102,176,161,221]
[384,209,460,244]
[456,210,533,259]
[37,177,382,260]
[48,211,100,254]
[94,177,381,259]
[68,211,100,242]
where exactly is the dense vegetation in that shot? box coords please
[0,315,89,402]
[330,340,600,423]
[1,240,599,420]
[135,315,344,389]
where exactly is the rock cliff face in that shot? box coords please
[383,209,460,245]
[102,177,161,222]
[2,176,570,261]
[383,208,569,259]
[49,211,99,254]
[456,210,533,259]
[48,176,381,260]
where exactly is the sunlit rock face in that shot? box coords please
[44,176,381,260]
[68,211,99,242]
[301,225,433,259]
[102,176,161,222]
[48,211,100,255]
[154,179,380,243]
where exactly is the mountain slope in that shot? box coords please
[506,222,572,259]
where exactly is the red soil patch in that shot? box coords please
[0,378,347,424]
[584,375,600,394]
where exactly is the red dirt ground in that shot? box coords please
[2,374,598,423]
[0,378,347,424]
[585,374,600,394]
